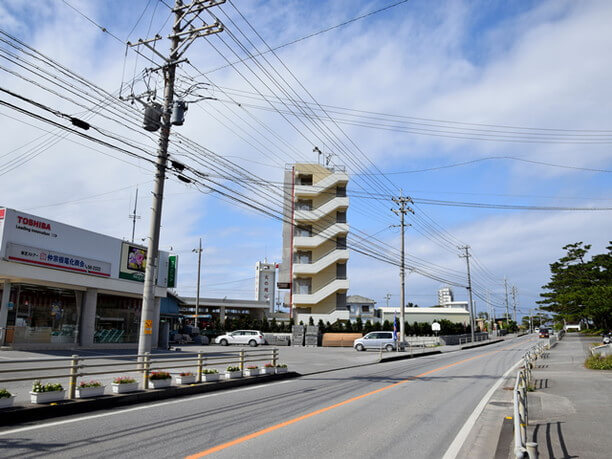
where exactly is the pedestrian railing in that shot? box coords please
[513,343,545,458]
[0,348,279,400]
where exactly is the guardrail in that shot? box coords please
[513,343,545,458]
[0,348,279,400]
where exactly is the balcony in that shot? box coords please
[294,197,349,222]
[294,172,349,197]
[293,249,350,275]
[294,223,349,248]
[292,278,350,305]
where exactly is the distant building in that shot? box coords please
[277,163,350,325]
[347,295,376,323]
[378,306,469,325]
[438,287,454,306]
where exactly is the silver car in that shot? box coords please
[353,331,397,352]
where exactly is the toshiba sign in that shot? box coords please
[17,216,51,231]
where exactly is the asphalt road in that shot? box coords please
[0,336,533,459]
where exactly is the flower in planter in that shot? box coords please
[246,365,258,370]
[202,369,219,374]
[179,372,193,377]
[113,376,137,384]
[78,380,102,388]
[264,363,274,368]
[276,364,288,368]
[32,380,63,393]
[149,371,171,380]
[0,388,12,399]
[226,366,240,372]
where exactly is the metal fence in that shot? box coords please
[513,343,545,458]
[0,348,279,400]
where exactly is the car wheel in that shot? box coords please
[220,338,228,346]
[248,339,258,347]
[355,343,364,352]
[385,344,394,352]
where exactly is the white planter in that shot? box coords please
[225,370,242,379]
[111,382,139,394]
[261,367,274,375]
[244,369,260,376]
[0,395,16,409]
[148,379,171,389]
[202,373,220,382]
[175,375,196,385]
[30,390,65,404]
[76,386,106,398]
[276,367,288,374]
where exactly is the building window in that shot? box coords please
[336,236,347,249]
[295,225,312,237]
[336,186,346,197]
[336,263,347,279]
[294,251,312,264]
[3,283,78,344]
[336,211,347,223]
[362,305,370,313]
[296,175,313,185]
[296,199,313,211]
[95,294,142,343]
[295,278,312,294]
[336,292,347,310]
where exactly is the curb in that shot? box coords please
[380,349,442,363]
[0,372,299,427]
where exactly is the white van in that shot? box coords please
[353,331,396,352]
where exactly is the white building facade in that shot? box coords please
[0,207,175,349]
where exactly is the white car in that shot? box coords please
[215,330,266,347]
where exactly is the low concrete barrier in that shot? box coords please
[321,333,362,347]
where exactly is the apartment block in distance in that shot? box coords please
[277,163,350,325]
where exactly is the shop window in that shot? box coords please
[5,283,77,344]
[95,294,142,343]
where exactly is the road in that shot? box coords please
[0,337,533,458]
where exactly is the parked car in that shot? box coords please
[539,328,550,338]
[214,330,266,347]
[354,331,397,352]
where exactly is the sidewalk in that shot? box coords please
[527,334,611,459]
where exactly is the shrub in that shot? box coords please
[113,376,137,384]
[179,372,193,377]
[226,366,240,372]
[585,354,612,370]
[32,380,63,393]
[78,380,102,388]
[202,368,219,374]
[0,388,12,399]
[149,371,171,380]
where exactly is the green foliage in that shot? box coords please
[363,320,373,333]
[0,388,12,399]
[382,319,392,331]
[226,366,240,372]
[355,317,363,332]
[585,354,612,370]
[308,316,315,326]
[202,368,218,374]
[345,320,353,332]
[539,242,612,330]
[32,380,63,392]
[276,364,288,368]
[317,319,326,333]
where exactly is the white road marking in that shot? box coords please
[0,379,294,436]
[441,357,522,459]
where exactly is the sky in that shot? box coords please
[0,0,610,321]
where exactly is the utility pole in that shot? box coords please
[192,238,203,330]
[504,277,510,326]
[384,293,392,308]
[511,285,517,325]
[486,291,493,334]
[459,245,476,343]
[134,0,223,356]
[391,193,414,345]
[129,187,141,243]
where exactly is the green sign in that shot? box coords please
[167,255,177,288]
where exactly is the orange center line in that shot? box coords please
[185,340,527,458]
